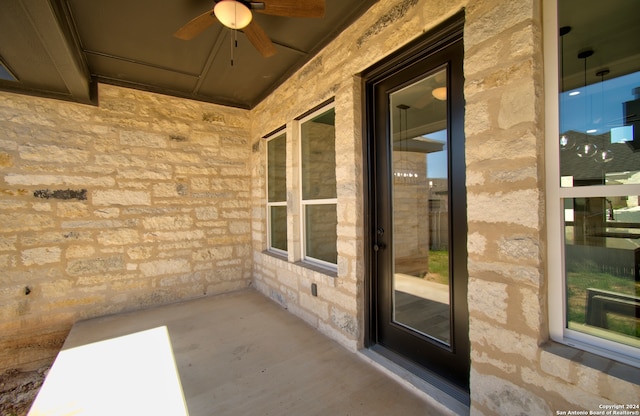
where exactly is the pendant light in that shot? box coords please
[559,26,575,151]
[395,104,411,182]
[594,69,614,163]
[575,49,598,158]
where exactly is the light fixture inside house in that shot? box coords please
[394,104,418,183]
[594,148,613,163]
[431,87,447,101]
[560,134,573,150]
[559,26,575,151]
[576,142,597,158]
[594,69,614,163]
[214,0,252,29]
[575,48,597,158]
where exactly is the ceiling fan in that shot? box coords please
[174,0,325,58]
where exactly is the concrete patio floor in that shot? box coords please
[29,289,457,415]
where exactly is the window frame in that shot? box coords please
[298,103,338,271]
[266,132,288,256]
[544,0,640,367]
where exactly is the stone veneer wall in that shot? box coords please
[0,0,637,413]
[250,0,640,413]
[0,84,253,373]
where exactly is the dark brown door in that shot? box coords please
[365,14,468,395]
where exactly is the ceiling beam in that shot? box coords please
[18,0,93,103]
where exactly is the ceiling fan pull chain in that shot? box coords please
[229,28,241,66]
[230,29,235,66]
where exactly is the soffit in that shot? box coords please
[0,0,378,108]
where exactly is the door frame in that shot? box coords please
[361,11,468,398]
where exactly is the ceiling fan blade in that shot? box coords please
[251,0,325,18]
[174,9,217,40]
[243,20,276,58]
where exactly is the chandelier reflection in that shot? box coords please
[394,170,420,182]
[574,49,599,159]
[394,104,420,184]
[593,69,614,163]
[559,27,576,151]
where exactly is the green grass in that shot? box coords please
[419,250,449,285]
[428,250,449,277]
[567,266,639,338]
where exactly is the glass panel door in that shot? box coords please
[364,15,469,393]
[390,69,451,345]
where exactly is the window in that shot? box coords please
[546,0,640,366]
[267,133,287,254]
[299,105,337,267]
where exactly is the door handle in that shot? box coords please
[373,243,386,251]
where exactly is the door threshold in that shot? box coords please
[359,345,470,415]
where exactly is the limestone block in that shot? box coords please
[142,215,193,231]
[467,189,540,229]
[94,154,146,168]
[119,130,167,148]
[470,318,539,359]
[190,178,209,192]
[539,349,574,383]
[21,247,61,266]
[330,306,358,338]
[468,278,508,324]
[66,256,125,276]
[498,81,536,129]
[471,350,517,374]
[139,258,191,277]
[143,230,205,242]
[92,190,151,206]
[221,209,250,220]
[470,370,551,415]
[229,221,250,235]
[118,169,172,181]
[0,152,13,167]
[0,213,55,232]
[518,286,542,332]
[520,366,603,410]
[489,165,538,186]
[468,232,487,255]
[4,174,114,187]
[97,229,140,246]
[0,235,17,251]
[465,1,533,49]
[191,247,233,262]
[498,236,539,262]
[93,208,120,218]
[57,202,89,218]
[300,292,329,321]
[150,150,202,164]
[465,101,492,134]
[21,231,92,246]
[18,143,89,164]
[468,260,541,287]
[66,245,96,259]
[467,128,538,165]
[325,288,358,314]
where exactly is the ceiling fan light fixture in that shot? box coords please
[214,0,252,29]
[432,87,447,101]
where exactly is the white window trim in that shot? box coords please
[266,201,287,256]
[544,0,640,367]
[300,198,338,270]
[266,133,287,256]
[298,104,338,272]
